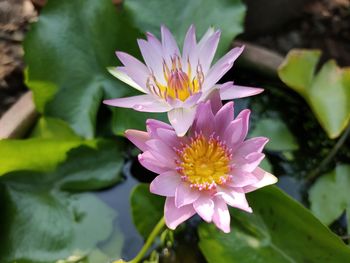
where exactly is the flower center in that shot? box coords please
[147,55,204,102]
[176,133,232,190]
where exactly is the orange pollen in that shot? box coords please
[146,55,204,102]
[175,133,232,191]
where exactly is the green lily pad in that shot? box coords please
[0,189,116,263]
[124,0,246,57]
[198,186,350,262]
[278,50,350,139]
[309,164,350,233]
[55,140,124,192]
[130,184,164,239]
[250,117,299,152]
[30,117,81,140]
[0,141,125,263]
[0,138,96,176]
[24,0,148,138]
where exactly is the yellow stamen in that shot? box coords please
[177,134,232,190]
[147,55,203,101]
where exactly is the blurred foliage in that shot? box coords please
[0,141,125,263]
[0,117,100,176]
[309,164,350,234]
[24,0,141,138]
[278,50,350,139]
[250,117,299,152]
[0,138,94,175]
[124,0,246,58]
[30,117,81,139]
[198,186,350,263]
[130,184,164,239]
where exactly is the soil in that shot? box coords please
[242,0,350,66]
[0,0,349,117]
[0,0,36,117]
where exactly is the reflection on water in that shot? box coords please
[277,176,303,201]
[96,161,143,261]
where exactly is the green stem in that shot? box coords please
[114,216,165,263]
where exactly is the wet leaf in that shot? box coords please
[24,0,149,138]
[130,184,164,239]
[0,138,95,176]
[309,164,350,233]
[0,190,116,263]
[124,0,246,57]
[56,140,125,192]
[30,117,81,140]
[199,186,350,262]
[250,117,299,151]
[0,141,125,263]
[278,50,350,139]
[0,139,124,192]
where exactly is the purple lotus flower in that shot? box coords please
[125,96,277,233]
[104,25,263,136]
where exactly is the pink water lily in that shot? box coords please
[125,97,277,233]
[104,25,263,136]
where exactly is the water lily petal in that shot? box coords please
[213,197,231,233]
[137,38,164,83]
[223,118,244,148]
[216,188,252,213]
[150,171,181,197]
[203,46,244,91]
[146,139,177,162]
[146,119,173,136]
[161,25,180,60]
[182,92,202,108]
[165,97,183,108]
[193,101,215,136]
[146,32,162,51]
[107,67,146,93]
[182,24,197,68]
[233,109,251,144]
[214,101,234,138]
[103,95,171,112]
[115,51,149,90]
[204,89,222,114]
[235,137,269,157]
[156,128,188,149]
[243,168,278,193]
[168,107,196,136]
[234,152,265,172]
[220,84,264,100]
[197,27,215,50]
[227,169,260,187]
[125,129,150,152]
[193,195,215,222]
[187,27,215,72]
[165,197,196,230]
[197,30,220,74]
[175,182,200,208]
[138,152,170,174]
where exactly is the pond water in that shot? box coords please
[97,161,143,260]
